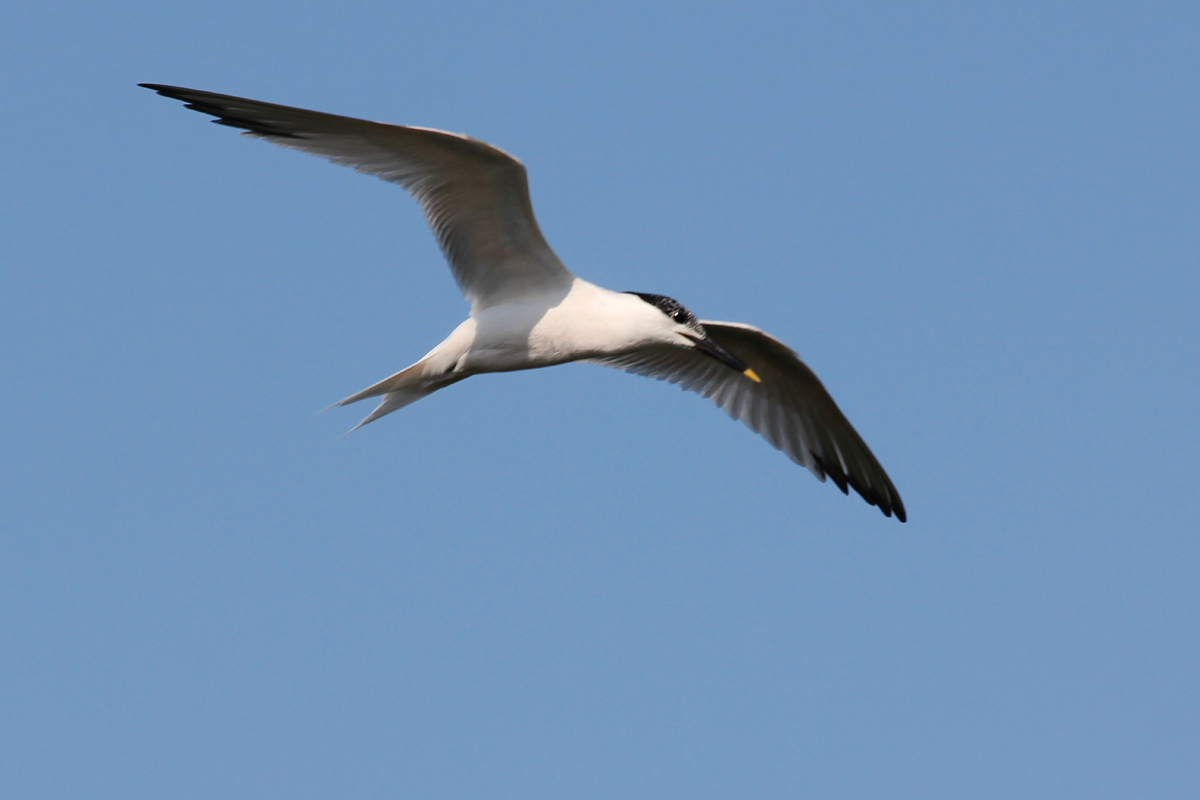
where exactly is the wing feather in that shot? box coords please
[594,321,905,521]
[141,84,573,310]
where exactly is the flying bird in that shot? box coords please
[141,84,906,521]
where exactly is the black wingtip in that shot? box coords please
[139,83,183,95]
[812,451,906,523]
[139,83,305,140]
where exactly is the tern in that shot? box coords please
[142,84,906,521]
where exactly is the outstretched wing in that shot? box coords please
[142,84,574,310]
[594,321,906,521]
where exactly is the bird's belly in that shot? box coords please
[461,337,585,373]
[463,286,641,373]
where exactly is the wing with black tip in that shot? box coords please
[594,321,906,521]
[141,84,573,310]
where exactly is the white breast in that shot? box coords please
[463,279,661,372]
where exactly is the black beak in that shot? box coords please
[683,333,762,382]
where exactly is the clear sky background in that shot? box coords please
[2,2,1197,798]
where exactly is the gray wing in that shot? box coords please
[142,84,574,310]
[595,321,906,521]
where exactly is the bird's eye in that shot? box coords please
[673,310,688,323]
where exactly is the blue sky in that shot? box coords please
[2,1,1197,797]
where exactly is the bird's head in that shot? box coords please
[624,292,761,382]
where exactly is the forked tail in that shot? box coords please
[337,361,463,432]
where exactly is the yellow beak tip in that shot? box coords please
[743,368,762,383]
